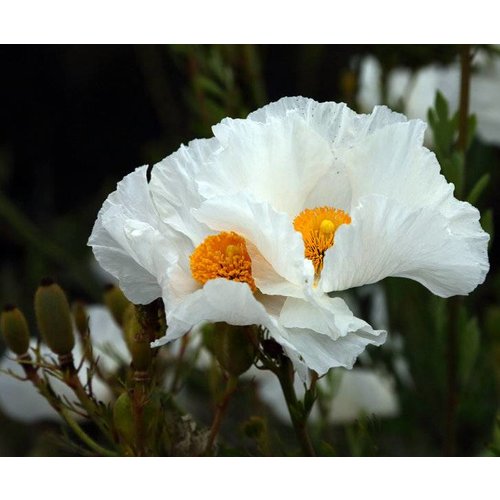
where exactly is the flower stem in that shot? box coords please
[205,374,238,454]
[59,407,118,457]
[277,358,316,457]
[457,45,472,159]
[18,354,116,456]
[59,356,114,443]
[445,44,471,457]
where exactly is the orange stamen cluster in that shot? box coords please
[293,206,351,276]
[190,231,257,292]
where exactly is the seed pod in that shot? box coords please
[204,323,257,376]
[124,305,151,372]
[0,305,30,356]
[34,278,75,356]
[104,284,130,327]
[72,301,88,338]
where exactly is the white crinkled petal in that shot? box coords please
[160,259,200,312]
[282,327,386,375]
[198,111,335,216]
[150,138,220,244]
[321,195,489,298]
[342,119,454,211]
[246,96,407,148]
[153,279,284,346]
[193,193,308,292]
[279,295,386,375]
[88,166,172,304]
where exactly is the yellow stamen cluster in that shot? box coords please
[293,206,351,276]
[190,232,257,292]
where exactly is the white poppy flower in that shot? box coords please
[358,53,500,145]
[89,167,385,379]
[0,306,129,423]
[89,97,489,378]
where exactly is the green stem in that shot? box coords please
[445,45,471,457]
[60,407,117,457]
[61,360,114,443]
[277,359,316,457]
[132,375,149,456]
[19,356,116,456]
[205,375,238,454]
[457,45,472,159]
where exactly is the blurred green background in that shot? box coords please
[1,45,499,456]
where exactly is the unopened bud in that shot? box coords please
[124,305,151,372]
[72,301,88,338]
[34,278,75,356]
[113,392,135,444]
[1,305,30,356]
[203,323,257,376]
[104,284,131,327]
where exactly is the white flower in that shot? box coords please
[89,97,489,378]
[0,306,129,423]
[358,52,500,145]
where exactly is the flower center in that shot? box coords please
[293,206,351,276]
[190,231,257,292]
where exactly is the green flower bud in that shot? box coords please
[124,305,151,372]
[34,278,75,356]
[104,284,131,327]
[204,323,257,376]
[242,415,266,439]
[72,301,88,338]
[0,305,30,356]
[113,392,135,444]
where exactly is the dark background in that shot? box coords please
[1,45,499,456]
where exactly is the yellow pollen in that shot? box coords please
[293,206,351,276]
[225,244,241,259]
[190,232,257,292]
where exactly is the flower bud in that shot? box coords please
[104,284,130,327]
[124,305,151,372]
[34,278,75,356]
[0,305,30,356]
[113,392,135,444]
[72,301,88,338]
[203,323,257,376]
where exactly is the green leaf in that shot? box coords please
[289,401,305,423]
[481,209,494,247]
[194,75,225,100]
[467,173,490,205]
[304,386,317,415]
[441,151,464,195]
[435,91,449,121]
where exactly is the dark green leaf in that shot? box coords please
[481,209,494,247]
[467,173,490,205]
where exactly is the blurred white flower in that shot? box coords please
[254,367,398,425]
[0,305,129,423]
[89,97,488,378]
[358,52,500,145]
